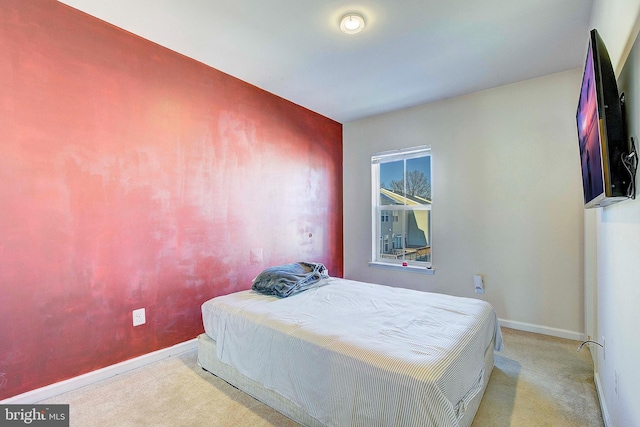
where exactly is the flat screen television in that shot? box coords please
[576,29,630,208]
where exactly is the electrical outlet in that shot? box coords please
[133,308,146,326]
[473,275,484,294]
[602,336,606,360]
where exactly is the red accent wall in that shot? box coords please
[0,0,343,399]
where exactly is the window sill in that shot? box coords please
[368,262,435,275]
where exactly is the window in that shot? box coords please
[371,146,431,269]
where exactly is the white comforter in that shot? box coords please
[202,278,502,427]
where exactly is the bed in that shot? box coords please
[197,269,502,427]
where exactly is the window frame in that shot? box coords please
[370,145,433,272]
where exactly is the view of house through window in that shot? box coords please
[372,146,431,267]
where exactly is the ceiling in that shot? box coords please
[58,0,594,123]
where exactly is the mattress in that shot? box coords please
[200,277,502,427]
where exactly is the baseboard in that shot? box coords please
[1,338,198,404]
[594,371,612,427]
[499,318,585,341]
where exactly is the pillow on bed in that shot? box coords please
[251,262,330,298]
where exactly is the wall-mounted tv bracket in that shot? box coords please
[620,93,638,199]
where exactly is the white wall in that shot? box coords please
[344,69,586,339]
[590,2,640,426]
[591,0,640,77]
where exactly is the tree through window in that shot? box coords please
[372,146,431,268]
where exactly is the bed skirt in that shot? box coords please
[196,333,495,427]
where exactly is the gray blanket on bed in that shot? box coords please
[251,262,329,297]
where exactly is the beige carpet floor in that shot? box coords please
[40,327,604,426]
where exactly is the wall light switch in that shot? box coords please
[250,248,263,264]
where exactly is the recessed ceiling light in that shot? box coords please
[340,13,365,34]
